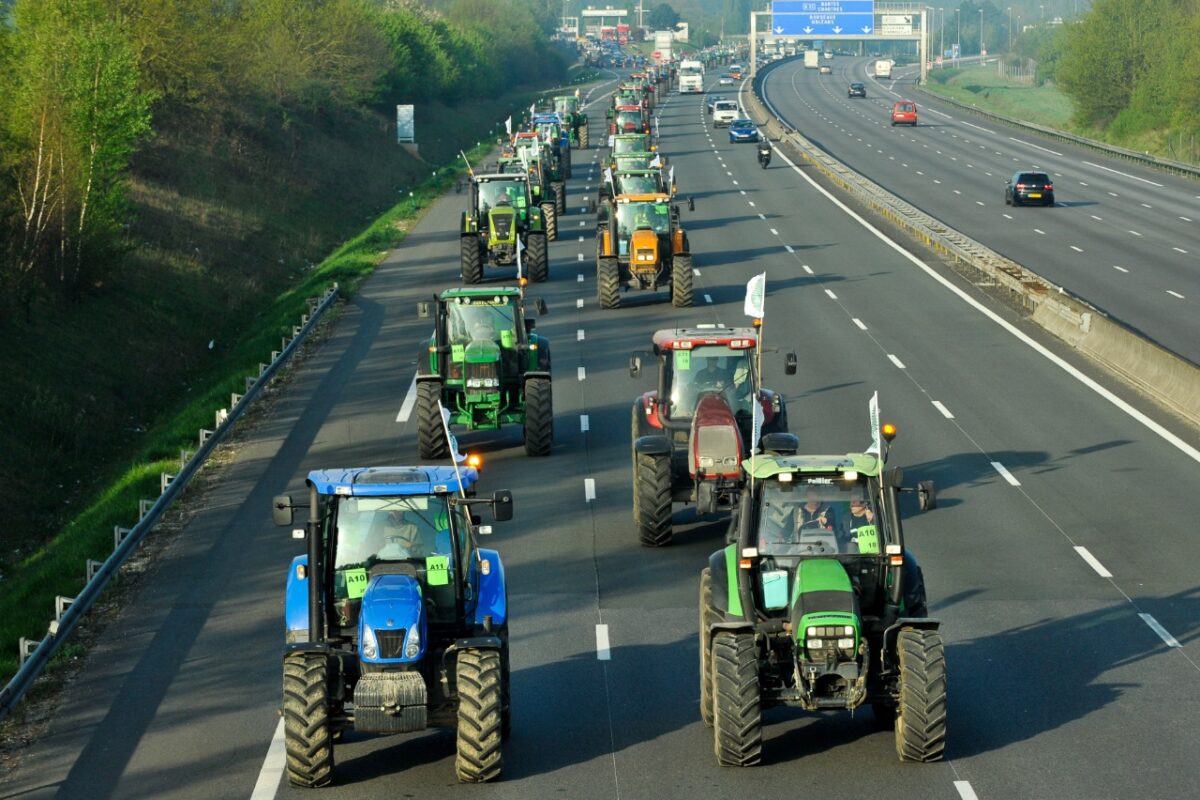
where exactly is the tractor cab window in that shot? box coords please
[616,110,643,130]
[617,174,658,195]
[446,298,517,346]
[756,477,879,557]
[617,201,669,235]
[613,137,643,155]
[666,345,755,418]
[478,181,525,214]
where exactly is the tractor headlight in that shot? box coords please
[404,626,421,659]
[466,378,499,388]
[361,625,378,660]
[837,638,855,649]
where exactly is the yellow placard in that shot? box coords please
[426,555,450,586]
[345,568,369,599]
[854,524,879,554]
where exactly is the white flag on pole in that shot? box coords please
[516,236,525,282]
[649,154,662,169]
[504,116,512,135]
[866,391,882,456]
[604,166,615,188]
[439,403,467,463]
[667,164,674,187]
[529,102,536,117]
[743,272,766,318]
[751,401,765,454]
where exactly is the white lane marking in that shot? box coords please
[732,180,739,186]
[1167,290,1185,299]
[740,190,747,195]
[802,264,813,274]
[578,366,586,381]
[825,289,838,299]
[852,318,867,331]
[959,120,992,133]
[693,268,701,276]
[577,329,585,341]
[932,400,954,419]
[577,273,584,282]
[1074,546,1112,578]
[1007,137,1062,156]
[581,414,590,432]
[975,201,984,206]
[576,298,584,309]
[1128,230,1142,237]
[579,235,584,242]
[1082,160,1164,187]
[785,245,795,253]
[1113,265,1129,273]
[1090,214,1103,221]
[578,253,584,261]
[704,294,713,304]
[1141,203,1153,209]
[1079,181,1089,186]
[1069,245,1083,253]
[584,478,596,502]
[1034,229,1045,235]
[1109,192,1120,197]
[770,228,779,235]
[1181,216,1193,222]
[1173,247,1188,254]
[748,201,756,206]
[887,354,906,369]
[954,782,981,800]
[991,462,1021,486]
[595,623,611,659]
[758,213,766,220]
[579,221,586,226]
[396,375,418,422]
[1002,213,1013,219]
[250,719,287,800]
[1140,613,1181,648]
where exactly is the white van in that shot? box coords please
[712,100,739,128]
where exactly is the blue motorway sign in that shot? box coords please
[773,1,874,13]
[771,13,874,36]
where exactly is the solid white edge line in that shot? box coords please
[1073,546,1112,578]
[757,103,1200,467]
[932,400,954,419]
[596,623,611,660]
[1139,613,1181,648]
[396,375,417,422]
[584,478,596,502]
[580,414,590,432]
[887,354,906,369]
[1082,160,1164,187]
[954,781,981,800]
[250,718,286,800]
[991,461,1021,486]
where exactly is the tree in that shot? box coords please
[648,2,680,29]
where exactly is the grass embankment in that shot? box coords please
[0,76,594,683]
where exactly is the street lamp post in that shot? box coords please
[939,7,944,59]
[1007,6,1012,51]
[980,8,984,55]
[955,7,960,62]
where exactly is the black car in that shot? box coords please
[1005,171,1055,206]
[848,82,866,98]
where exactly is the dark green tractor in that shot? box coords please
[512,133,565,223]
[460,174,549,284]
[699,424,943,767]
[415,288,553,459]
[496,155,559,242]
[553,94,590,149]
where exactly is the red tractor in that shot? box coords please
[609,104,649,136]
[629,326,796,546]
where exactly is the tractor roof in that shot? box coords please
[475,173,528,183]
[652,326,758,350]
[615,193,671,203]
[307,467,478,496]
[743,453,884,480]
[439,286,522,301]
[615,168,662,177]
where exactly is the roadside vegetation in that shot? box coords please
[0,0,572,681]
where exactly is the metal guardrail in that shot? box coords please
[0,283,340,722]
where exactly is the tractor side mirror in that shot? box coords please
[524,319,536,334]
[629,354,641,377]
[417,301,430,319]
[536,298,548,315]
[884,466,905,489]
[272,495,294,527]
[492,490,514,522]
[785,352,797,375]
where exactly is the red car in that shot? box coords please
[890,100,918,126]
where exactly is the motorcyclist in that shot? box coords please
[757,138,772,168]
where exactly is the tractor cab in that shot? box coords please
[460,174,549,283]
[611,133,655,159]
[274,466,514,785]
[613,105,649,134]
[612,150,660,171]
[595,192,691,309]
[472,174,531,251]
[552,93,590,148]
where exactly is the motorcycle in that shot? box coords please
[757,142,771,169]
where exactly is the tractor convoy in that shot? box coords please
[277,59,946,789]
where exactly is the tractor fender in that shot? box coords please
[634,433,670,457]
[416,373,442,385]
[469,547,507,629]
[632,392,663,435]
[707,545,747,623]
[359,574,427,665]
[880,618,944,674]
[523,370,551,383]
[285,555,310,642]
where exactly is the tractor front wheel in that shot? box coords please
[672,254,694,307]
[283,651,335,788]
[712,632,762,767]
[461,235,483,284]
[554,182,566,217]
[523,377,553,456]
[635,452,672,546]
[699,568,717,727]
[416,381,450,460]
[580,121,590,149]
[526,233,548,283]
[894,629,947,762]
[455,648,503,782]
[598,258,620,309]
[541,202,558,242]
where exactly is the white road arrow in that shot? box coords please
[803,26,813,33]
[832,26,843,34]
[774,25,784,34]
[862,26,872,33]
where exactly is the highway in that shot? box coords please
[3,67,1200,800]
[760,56,1200,364]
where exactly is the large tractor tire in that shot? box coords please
[635,452,672,546]
[541,201,558,242]
[523,377,553,456]
[699,568,717,727]
[416,380,450,460]
[712,631,762,767]
[461,234,483,284]
[671,254,694,308]
[526,233,548,283]
[498,628,512,739]
[597,258,620,309]
[283,651,335,788]
[894,629,947,762]
[554,182,566,217]
[455,648,503,783]
[580,121,590,149]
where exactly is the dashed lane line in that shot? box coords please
[991,462,1021,486]
[932,400,954,419]
[1074,546,1112,578]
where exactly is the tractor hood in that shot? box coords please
[789,559,860,650]
[358,573,426,664]
[690,394,742,479]
[464,339,501,364]
[488,207,516,244]
[629,228,659,271]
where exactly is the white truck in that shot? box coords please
[654,30,673,63]
[875,60,893,79]
[678,59,704,93]
[804,50,819,69]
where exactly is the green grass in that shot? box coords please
[923,63,1076,129]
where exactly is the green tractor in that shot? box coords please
[699,408,943,767]
[415,287,553,459]
[460,173,549,284]
[511,132,565,223]
[496,155,560,239]
[553,94,590,149]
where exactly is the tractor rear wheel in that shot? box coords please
[416,380,449,460]
[554,182,566,217]
[541,202,558,242]
[672,254,694,307]
[580,121,590,149]
[283,651,335,788]
[635,452,672,546]
[598,258,620,309]
[461,235,483,284]
[712,632,762,767]
[699,568,717,727]
[523,377,553,456]
[526,233,548,283]
[894,629,947,762]
[456,648,503,782]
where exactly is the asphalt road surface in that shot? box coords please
[4,69,1200,800]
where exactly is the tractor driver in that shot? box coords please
[378,510,436,559]
[633,203,654,230]
[691,356,731,394]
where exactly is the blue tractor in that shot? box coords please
[273,466,514,787]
